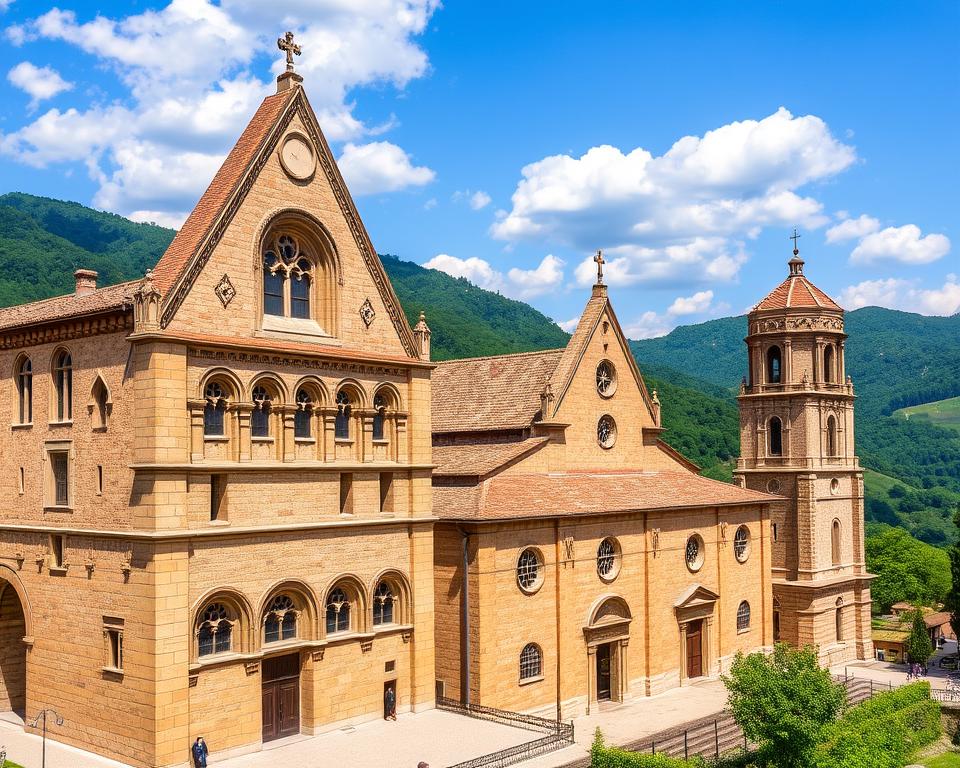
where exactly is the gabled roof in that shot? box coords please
[433,470,779,521]
[0,281,136,332]
[674,584,720,609]
[431,349,564,433]
[149,83,419,357]
[753,257,842,312]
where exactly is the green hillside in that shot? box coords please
[895,395,960,437]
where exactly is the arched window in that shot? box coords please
[826,415,838,457]
[519,643,542,681]
[16,356,32,424]
[91,376,109,430]
[197,602,234,657]
[262,234,315,320]
[326,587,351,634]
[596,537,621,580]
[335,390,352,439]
[766,346,782,384]
[516,548,544,592]
[831,519,841,566]
[835,598,844,642]
[372,393,386,441]
[823,345,835,383]
[733,526,750,562]
[736,601,751,632]
[773,598,782,642]
[294,388,313,439]
[373,581,395,626]
[53,350,72,421]
[264,594,298,643]
[251,386,272,438]
[204,382,227,437]
[768,416,783,456]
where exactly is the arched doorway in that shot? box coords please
[0,579,27,717]
[583,596,632,713]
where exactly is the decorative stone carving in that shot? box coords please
[359,298,376,328]
[244,661,260,675]
[214,274,236,308]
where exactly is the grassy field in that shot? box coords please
[920,750,960,766]
[896,395,960,436]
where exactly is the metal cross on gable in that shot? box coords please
[593,249,605,284]
[790,228,801,255]
[277,31,302,73]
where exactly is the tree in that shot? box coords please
[905,610,934,664]
[946,506,960,640]
[723,643,846,768]
[865,525,951,612]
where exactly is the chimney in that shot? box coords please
[74,269,98,297]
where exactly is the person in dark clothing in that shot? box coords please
[192,736,209,768]
[384,686,397,720]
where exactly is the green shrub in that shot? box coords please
[590,729,693,768]
[840,680,931,725]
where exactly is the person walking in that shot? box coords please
[192,736,209,768]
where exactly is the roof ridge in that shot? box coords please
[0,279,137,313]
[434,348,565,366]
[801,278,823,308]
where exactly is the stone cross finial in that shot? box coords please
[790,228,801,256]
[277,31,302,73]
[593,249,605,284]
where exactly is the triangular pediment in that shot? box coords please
[151,84,418,358]
[674,584,720,610]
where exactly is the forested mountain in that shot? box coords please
[2,192,957,543]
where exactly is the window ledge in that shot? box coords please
[519,675,544,687]
[11,422,33,430]
[208,520,231,527]
[251,437,275,444]
[43,506,74,513]
[48,420,73,427]
[335,438,354,445]
[261,315,338,342]
[101,666,124,677]
[737,627,751,635]
[204,436,230,443]
[49,566,68,575]
[295,437,316,444]
[372,439,389,445]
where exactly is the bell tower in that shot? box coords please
[735,243,873,665]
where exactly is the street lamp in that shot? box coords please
[28,709,63,768]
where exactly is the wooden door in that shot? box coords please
[686,620,703,679]
[262,653,300,742]
[596,643,612,700]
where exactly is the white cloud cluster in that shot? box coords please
[452,189,492,210]
[338,141,434,196]
[826,214,950,265]
[492,107,856,288]
[1,0,440,223]
[838,275,960,316]
[422,253,564,300]
[623,311,673,340]
[667,290,714,316]
[7,61,72,106]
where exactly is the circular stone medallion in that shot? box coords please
[279,134,316,180]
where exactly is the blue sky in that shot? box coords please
[0,0,956,336]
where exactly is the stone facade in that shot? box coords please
[734,255,874,666]
[0,77,434,768]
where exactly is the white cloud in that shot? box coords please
[556,316,580,333]
[623,311,672,340]
[338,141,435,196]
[422,252,564,300]
[423,197,437,210]
[7,62,73,106]
[825,214,880,243]
[469,190,491,210]
[838,274,960,315]
[849,224,950,265]
[667,290,714,316]
[493,107,855,288]
[422,254,504,292]
[1,0,440,219]
[0,0,14,12]
[506,254,564,299]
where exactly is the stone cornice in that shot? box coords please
[0,311,133,350]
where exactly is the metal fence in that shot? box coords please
[437,697,574,768]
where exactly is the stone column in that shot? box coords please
[281,405,296,462]
[188,403,204,462]
[321,408,336,462]
[361,410,374,463]
[586,646,596,715]
[783,338,793,384]
[619,638,630,701]
[679,623,688,685]
[235,405,252,462]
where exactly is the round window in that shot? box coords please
[733,525,750,563]
[830,478,840,495]
[685,534,705,572]
[597,415,617,449]
[516,548,544,593]
[596,537,621,581]
[766,478,782,494]
[596,360,617,398]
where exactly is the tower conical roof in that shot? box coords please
[752,254,842,312]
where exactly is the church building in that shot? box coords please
[0,35,871,768]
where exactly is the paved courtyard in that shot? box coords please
[831,638,958,691]
[0,713,132,768]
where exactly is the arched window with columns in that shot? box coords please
[823,345,835,383]
[826,414,838,457]
[766,346,782,384]
[832,519,842,566]
[15,355,32,424]
[769,416,783,456]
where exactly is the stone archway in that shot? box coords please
[0,580,27,716]
[583,595,632,713]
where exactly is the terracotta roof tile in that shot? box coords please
[151,90,295,296]
[0,281,135,332]
[432,438,550,477]
[754,275,842,311]
[545,288,606,410]
[431,349,564,433]
[433,471,778,521]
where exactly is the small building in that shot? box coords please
[872,608,955,663]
